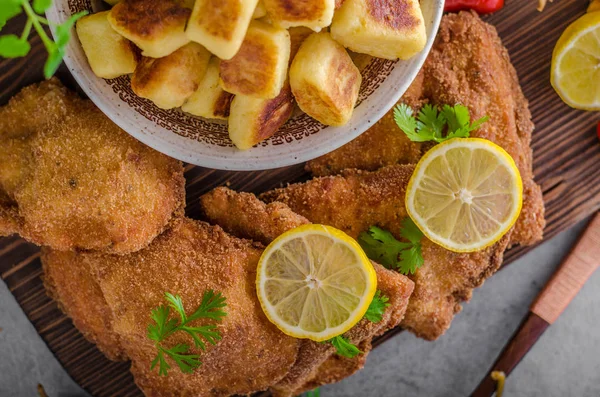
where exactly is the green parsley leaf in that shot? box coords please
[0,0,22,30]
[32,0,52,14]
[358,219,424,275]
[43,46,64,79]
[147,290,227,376]
[416,104,446,141]
[305,387,320,397]
[1,0,86,78]
[393,103,430,142]
[397,218,425,275]
[358,226,410,269]
[55,11,87,47]
[163,344,201,374]
[394,103,488,143]
[187,289,227,322]
[329,335,361,358]
[325,291,390,357]
[0,34,30,57]
[363,290,390,323]
[400,217,424,245]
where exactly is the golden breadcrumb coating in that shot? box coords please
[306,12,544,248]
[41,249,127,361]
[0,79,185,253]
[44,219,300,396]
[260,165,510,340]
[200,187,413,395]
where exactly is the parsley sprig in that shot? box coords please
[325,291,391,358]
[393,103,488,143]
[147,290,227,376]
[0,0,87,78]
[358,218,424,275]
[305,387,320,397]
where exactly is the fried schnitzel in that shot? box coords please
[42,209,413,396]
[43,218,300,396]
[259,165,510,340]
[200,187,414,396]
[0,79,185,253]
[306,11,545,248]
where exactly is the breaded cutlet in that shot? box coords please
[307,11,545,248]
[259,165,511,340]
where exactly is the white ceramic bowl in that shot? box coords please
[47,0,443,171]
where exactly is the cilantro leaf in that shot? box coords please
[1,0,86,78]
[150,348,170,377]
[165,292,187,322]
[393,103,432,142]
[329,335,361,358]
[363,291,390,323]
[416,104,446,141]
[43,46,64,79]
[55,11,87,47]
[0,0,22,30]
[163,344,202,374]
[358,226,410,269]
[187,289,227,322]
[358,219,425,275]
[400,217,424,245]
[394,103,488,143]
[148,291,227,376]
[398,244,423,275]
[305,388,320,397]
[0,34,30,57]
[33,0,52,14]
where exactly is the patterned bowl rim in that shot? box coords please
[47,0,444,171]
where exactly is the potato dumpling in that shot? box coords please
[76,11,136,79]
[181,58,234,119]
[289,32,361,126]
[253,1,268,19]
[186,0,259,61]
[330,0,426,60]
[108,0,190,59]
[131,43,211,110]
[288,27,313,63]
[220,20,290,99]
[228,84,295,150]
[263,0,335,31]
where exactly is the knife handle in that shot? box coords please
[530,213,600,324]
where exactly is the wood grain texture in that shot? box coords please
[1,1,600,396]
[470,312,550,397]
[531,213,600,324]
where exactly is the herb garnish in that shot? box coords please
[393,103,488,143]
[326,290,391,358]
[0,0,87,78]
[358,218,424,275]
[147,290,227,376]
[305,387,321,397]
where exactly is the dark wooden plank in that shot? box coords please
[470,312,550,397]
[1,1,600,396]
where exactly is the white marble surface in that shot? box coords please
[0,217,597,397]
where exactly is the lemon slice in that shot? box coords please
[551,11,600,110]
[405,138,522,253]
[256,224,377,341]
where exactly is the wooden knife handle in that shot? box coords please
[531,213,600,324]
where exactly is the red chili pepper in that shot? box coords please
[444,0,505,14]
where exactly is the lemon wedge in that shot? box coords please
[256,224,377,341]
[551,11,600,110]
[405,138,522,253]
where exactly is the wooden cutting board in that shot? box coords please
[1,1,600,396]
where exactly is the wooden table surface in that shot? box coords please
[1,1,600,396]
